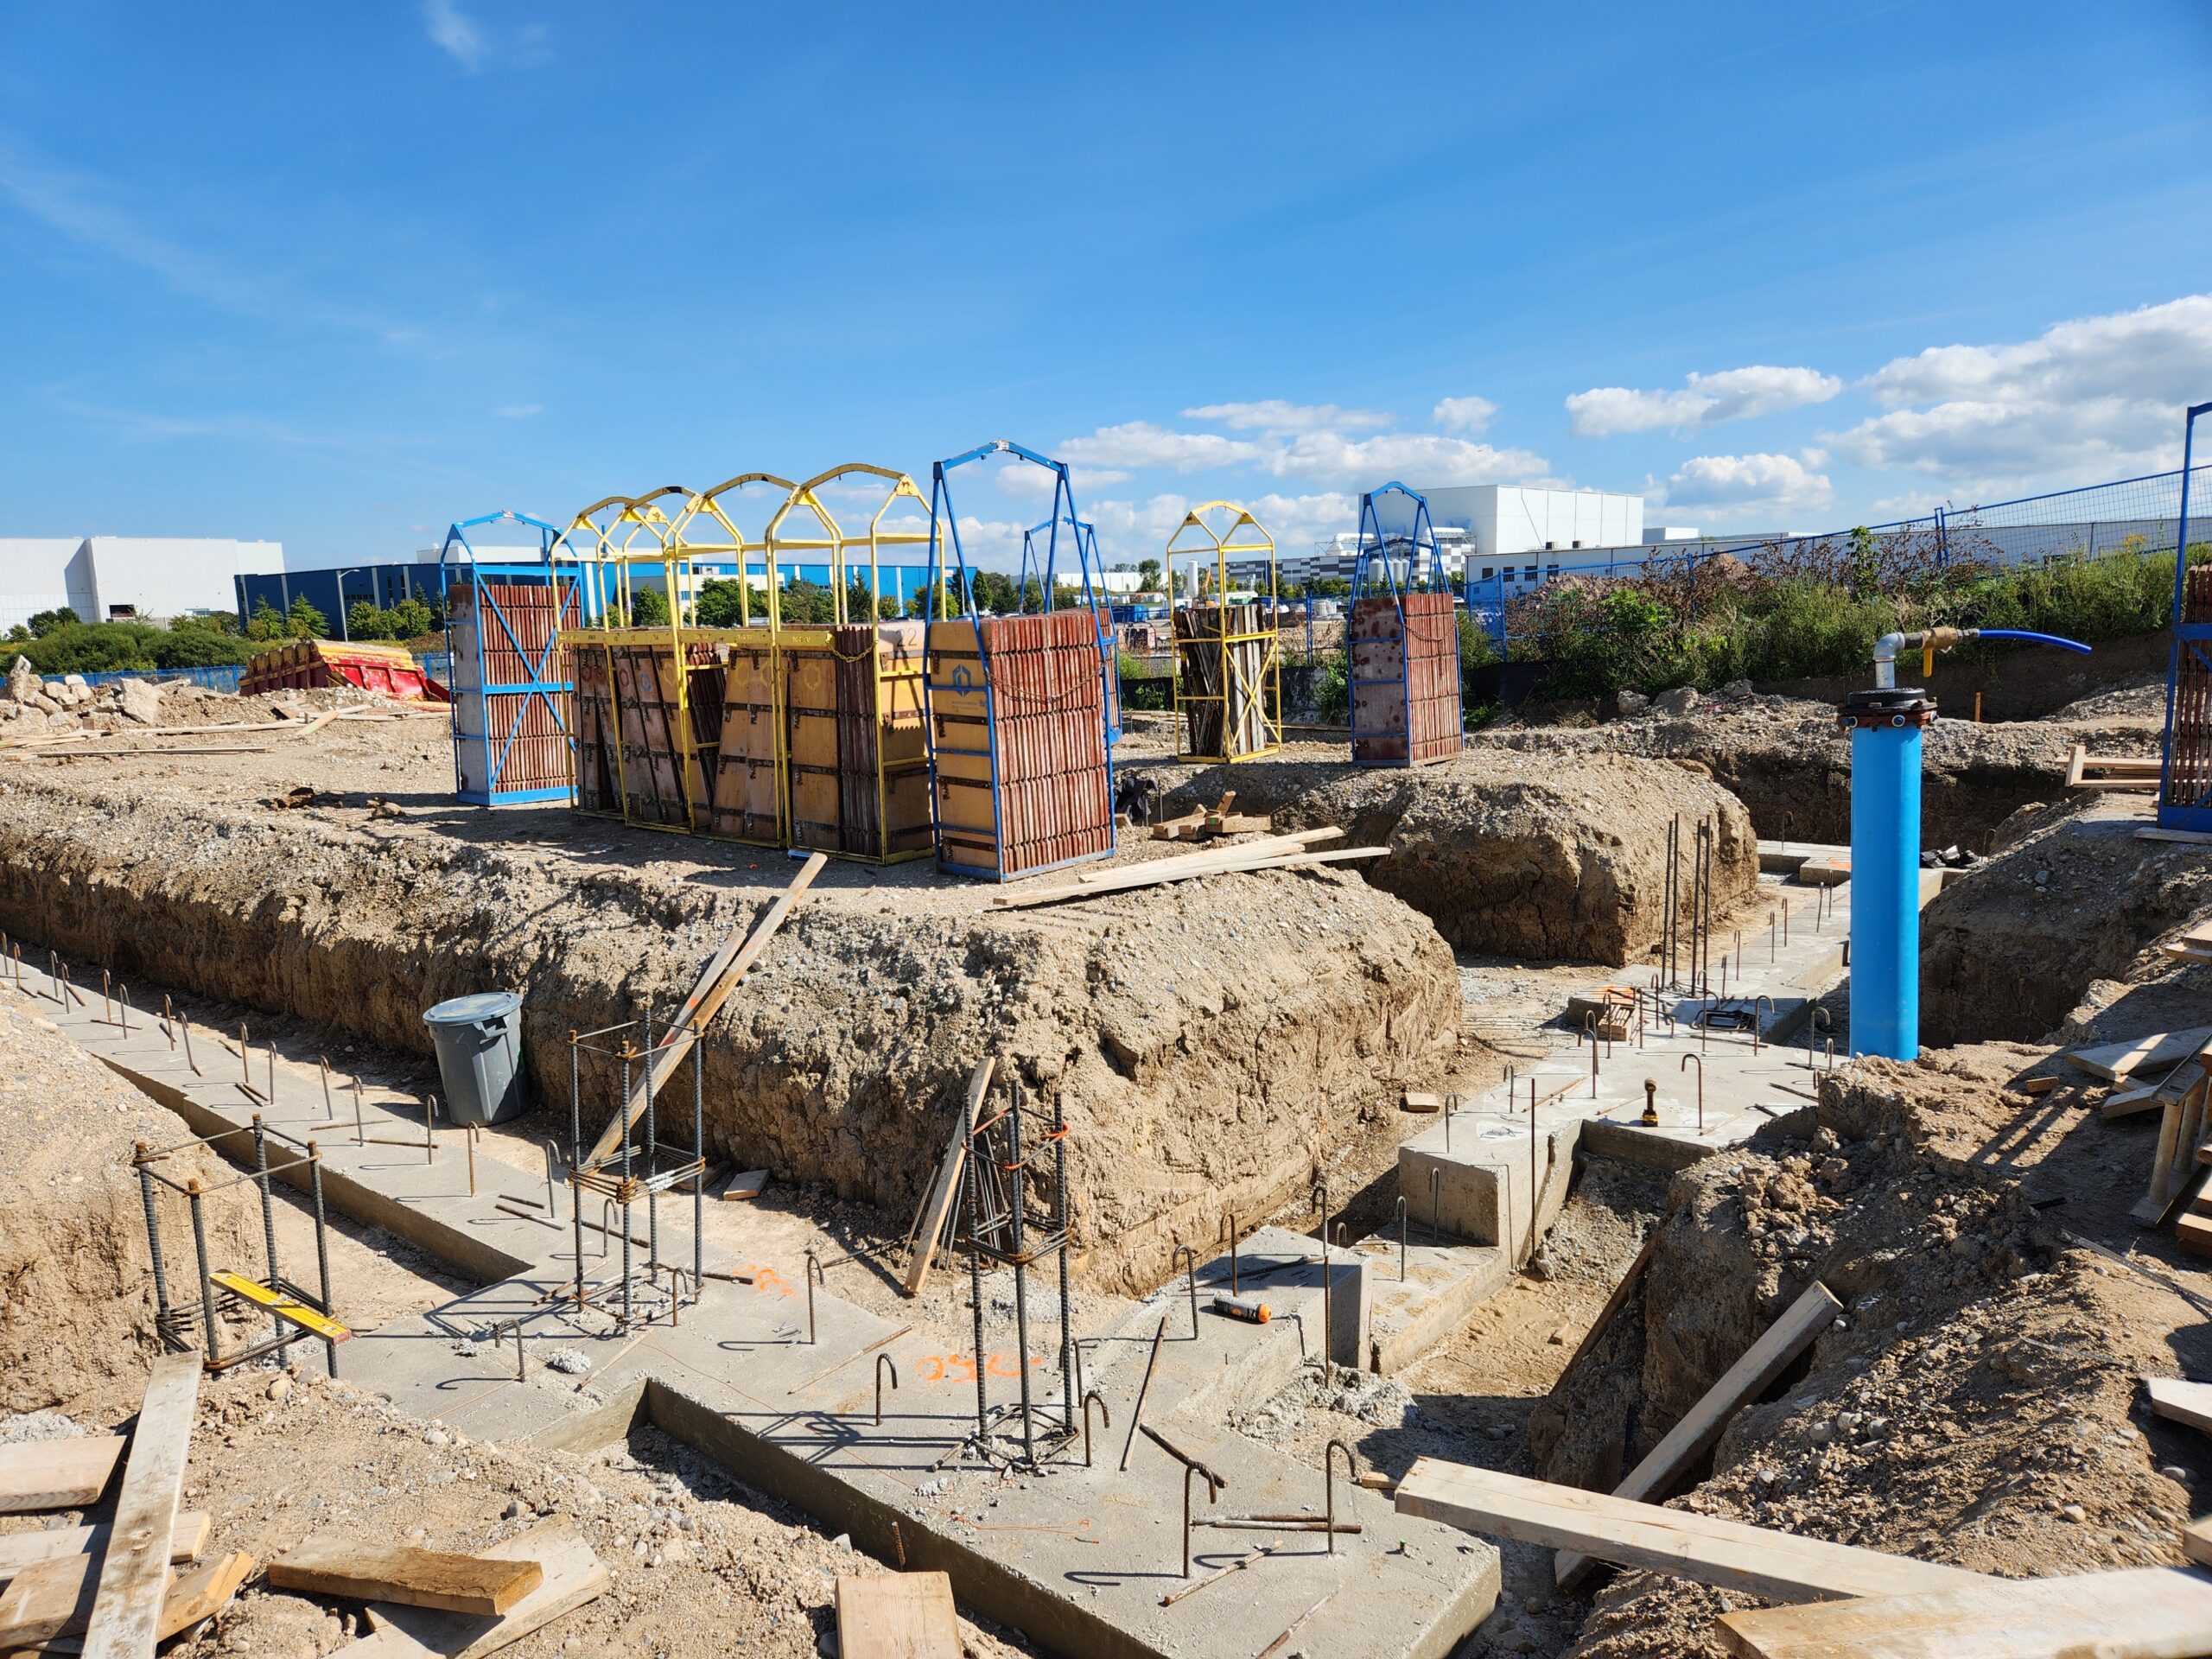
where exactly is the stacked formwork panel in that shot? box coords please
[926,610,1114,879]
[448,578,580,801]
[1350,593,1462,767]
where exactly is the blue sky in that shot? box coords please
[2,2,2209,570]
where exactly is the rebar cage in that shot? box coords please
[563,1014,708,1333]
[1165,501,1283,762]
[135,1117,346,1376]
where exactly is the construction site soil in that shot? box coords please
[1471,684,2162,850]
[1151,747,1758,966]
[1920,789,2212,1046]
[1529,1044,2211,1659]
[0,700,1462,1294]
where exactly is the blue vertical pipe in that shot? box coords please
[1849,721,1922,1060]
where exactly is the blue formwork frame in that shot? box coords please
[439,511,580,807]
[2158,402,2212,832]
[925,440,1117,881]
[1351,480,1460,767]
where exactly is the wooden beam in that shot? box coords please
[580,851,827,1169]
[268,1540,543,1616]
[1556,1281,1841,1590]
[151,1552,253,1642]
[346,1516,609,1659]
[1714,1565,2212,1659]
[993,841,1384,909]
[2144,1375,2212,1436]
[0,1438,124,1513]
[1073,827,1338,884]
[2063,1027,2212,1084]
[2186,1518,2211,1571]
[1395,1459,1986,1605]
[80,1351,200,1659]
[901,1058,994,1297]
[835,1572,961,1659]
[0,1514,208,1583]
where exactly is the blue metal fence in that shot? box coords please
[70,664,246,694]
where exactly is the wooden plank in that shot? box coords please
[79,1352,200,1659]
[1556,1281,1841,1590]
[2146,1376,2212,1435]
[1395,1459,1986,1605]
[0,1440,124,1513]
[2139,825,2212,847]
[1714,1565,2212,1659]
[1074,827,1337,883]
[719,1168,769,1202]
[150,1552,252,1641]
[0,1553,130,1647]
[346,1516,608,1659]
[580,852,827,1170]
[993,843,1385,909]
[268,1540,542,1616]
[835,1572,961,1659]
[2064,1027,2212,1083]
[0,1514,208,1582]
[902,1058,995,1297]
[2186,1518,2211,1571]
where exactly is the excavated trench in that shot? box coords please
[0,773,1460,1294]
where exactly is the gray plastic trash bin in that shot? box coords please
[423,990,528,1127]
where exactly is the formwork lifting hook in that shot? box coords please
[1808,1007,1832,1071]
[1752,995,1773,1053]
[875,1353,899,1426]
[1324,1439,1358,1556]
[1393,1195,1408,1281]
[1183,1460,1222,1577]
[804,1249,824,1344]
[1681,1053,1703,1132]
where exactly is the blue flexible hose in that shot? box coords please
[1972,628,2091,653]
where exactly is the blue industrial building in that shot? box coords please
[233,560,446,632]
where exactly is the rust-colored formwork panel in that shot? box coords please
[1351,593,1461,767]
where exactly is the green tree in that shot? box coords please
[286,594,328,639]
[346,600,396,640]
[387,596,436,639]
[1137,557,1162,590]
[245,599,287,641]
[694,577,749,628]
[28,607,79,637]
[969,571,1018,614]
[630,587,671,626]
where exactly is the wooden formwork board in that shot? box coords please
[1351,593,1461,767]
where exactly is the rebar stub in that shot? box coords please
[1839,687,1936,730]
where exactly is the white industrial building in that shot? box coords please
[0,537,283,632]
[1421,486,1645,593]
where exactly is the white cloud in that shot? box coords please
[495,402,542,419]
[1181,400,1390,435]
[1431,396,1499,434]
[423,0,488,70]
[1263,430,1549,486]
[995,463,1128,501]
[1566,365,1842,436]
[1829,294,2212,490]
[1662,453,1835,522]
[1060,421,1262,474]
[1062,419,1548,488]
[1085,491,1360,563]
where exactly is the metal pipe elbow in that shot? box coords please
[1872,632,1907,690]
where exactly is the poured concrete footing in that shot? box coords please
[24,965,1497,1659]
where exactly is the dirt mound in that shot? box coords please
[1480,694,2077,850]
[1529,1046,2207,1658]
[1918,791,2212,1046]
[0,990,255,1412]
[1161,747,1758,966]
[0,766,1459,1294]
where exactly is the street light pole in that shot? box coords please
[333,569,362,640]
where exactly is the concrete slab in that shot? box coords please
[1399,1104,1580,1255]
[1356,1237,1510,1376]
[16,964,1499,1659]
